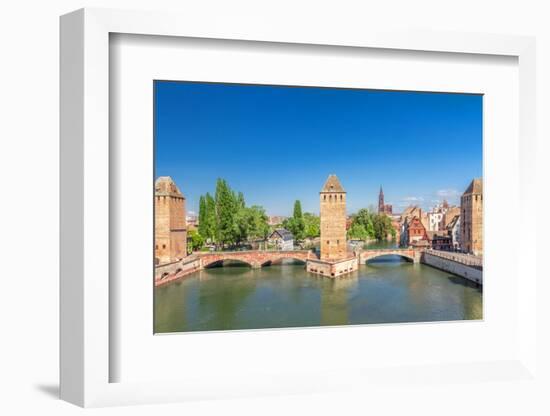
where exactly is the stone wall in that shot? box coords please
[307,257,358,278]
[422,252,482,285]
[155,256,201,286]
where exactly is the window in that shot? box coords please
[323,195,326,201]
[162,244,166,249]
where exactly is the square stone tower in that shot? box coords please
[320,174,347,261]
[155,176,187,264]
[460,178,483,256]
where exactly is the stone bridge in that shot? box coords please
[198,250,315,269]
[359,248,422,264]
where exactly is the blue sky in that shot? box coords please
[155,81,482,217]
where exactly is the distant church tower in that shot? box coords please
[378,186,385,214]
[155,176,187,265]
[378,186,393,215]
[320,175,347,261]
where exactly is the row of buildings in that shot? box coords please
[383,179,483,256]
[154,174,483,267]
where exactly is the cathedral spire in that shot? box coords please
[378,186,384,213]
[378,185,392,215]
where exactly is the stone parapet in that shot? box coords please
[306,256,358,278]
[155,255,201,286]
[422,252,482,285]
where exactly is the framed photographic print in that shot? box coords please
[152,81,483,334]
[60,8,538,407]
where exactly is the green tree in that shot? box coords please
[248,205,270,240]
[198,192,217,243]
[372,213,394,241]
[303,212,320,238]
[236,191,245,209]
[289,200,305,240]
[204,192,217,242]
[233,206,250,245]
[348,222,368,240]
[215,178,238,247]
[198,178,272,249]
[198,195,207,239]
[350,208,375,240]
[234,205,270,244]
[187,229,205,253]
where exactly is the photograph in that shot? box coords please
[153,80,483,333]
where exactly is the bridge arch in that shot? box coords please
[198,250,312,269]
[260,257,307,267]
[360,249,419,264]
[364,253,415,262]
[202,258,255,268]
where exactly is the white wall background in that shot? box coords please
[0,1,548,415]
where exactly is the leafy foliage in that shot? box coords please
[196,178,270,250]
[187,229,205,253]
[303,212,320,238]
[348,207,394,241]
[215,178,238,246]
[281,200,307,241]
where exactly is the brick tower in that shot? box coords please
[155,176,187,264]
[460,178,483,256]
[378,186,384,214]
[320,174,347,261]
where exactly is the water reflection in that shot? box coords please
[155,255,482,333]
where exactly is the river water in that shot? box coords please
[154,242,482,333]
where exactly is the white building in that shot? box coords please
[268,229,294,251]
[428,211,444,231]
[427,201,454,231]
[446,215,461,251]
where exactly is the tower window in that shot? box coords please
[162,244,166,249]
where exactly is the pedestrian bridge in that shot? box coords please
[198,250,314,269]
[359,248,422,264]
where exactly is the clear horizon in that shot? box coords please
[155,81,482,217]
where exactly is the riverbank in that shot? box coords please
[422,250,483,285]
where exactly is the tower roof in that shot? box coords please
[463,178,483,195]
[155,176,184,197]
[321,174,345,193]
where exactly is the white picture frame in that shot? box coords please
[60,8,537,407]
